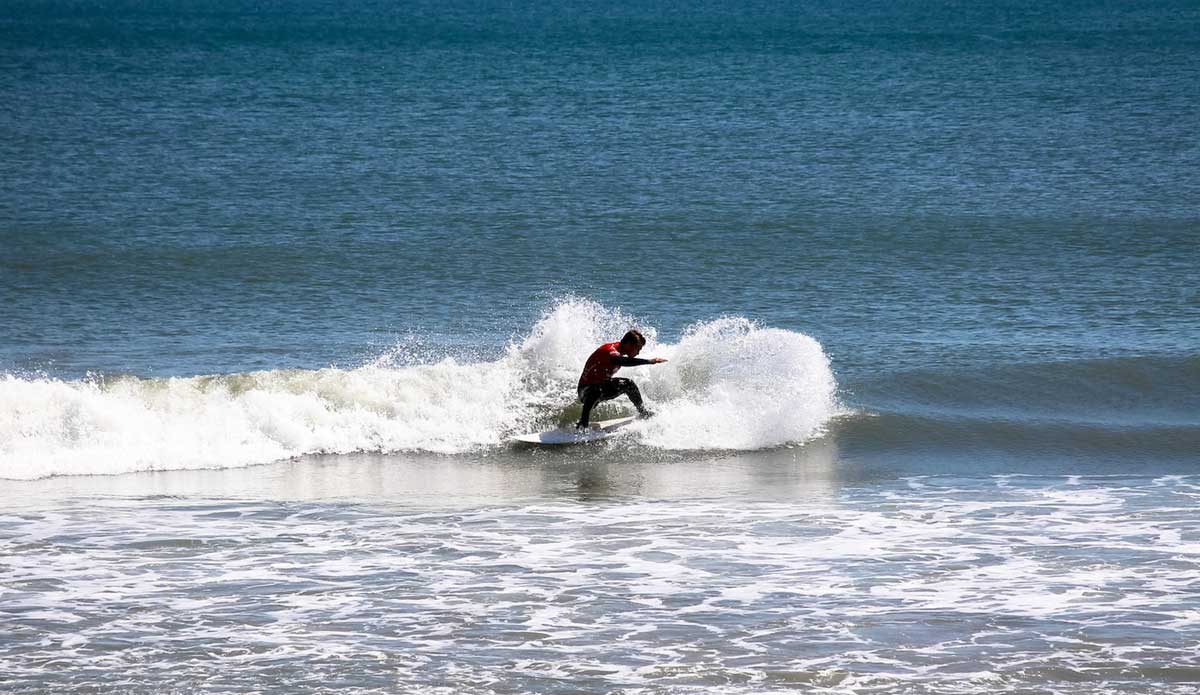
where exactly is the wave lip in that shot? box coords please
[1,300,841,479]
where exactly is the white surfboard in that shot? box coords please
[511,416,638,445]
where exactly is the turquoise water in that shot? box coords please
[2,1,1199,692]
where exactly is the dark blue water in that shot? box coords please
[4,0,1197,372]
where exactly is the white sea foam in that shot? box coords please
[629,316,838,450]
[4,477,1200,694]
[0,299,839,479]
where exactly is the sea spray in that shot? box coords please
[633,317,839,450]
[509,298,655,411]
[0,299,839,479]
[0,360,530,480]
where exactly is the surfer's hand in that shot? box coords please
[651,357,667,364]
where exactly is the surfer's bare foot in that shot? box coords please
[639,410,656,419]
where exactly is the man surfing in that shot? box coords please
[576,329,667,429]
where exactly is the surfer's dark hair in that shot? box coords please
[620,330,646,348]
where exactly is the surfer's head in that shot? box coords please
[619,330,646,356]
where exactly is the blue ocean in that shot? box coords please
[2,1,1198,692]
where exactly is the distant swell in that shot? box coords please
[849,354,1200,427]
[836,411,1200,461]
[0,300,840,479]
[840,354,1200,460]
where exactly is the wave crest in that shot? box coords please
[0,300,839,479]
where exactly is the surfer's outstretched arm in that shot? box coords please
[612,355,667,367]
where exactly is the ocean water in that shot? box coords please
[2,1,1199,693]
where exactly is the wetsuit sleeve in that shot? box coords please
[611,356,654,367]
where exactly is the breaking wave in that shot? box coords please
[0,299,840,479]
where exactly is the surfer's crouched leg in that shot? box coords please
[577,379,650,429]
[576,384,605,429]
[613,378,652,417]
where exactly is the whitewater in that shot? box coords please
[0,301,839,480]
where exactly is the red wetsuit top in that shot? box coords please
[579,342,658,387]
[578,342,624,387]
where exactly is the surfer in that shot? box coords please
[576,329,667,429]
